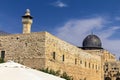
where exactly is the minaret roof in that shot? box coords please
[22,9,33,19]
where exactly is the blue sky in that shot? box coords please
[0,0,120,58]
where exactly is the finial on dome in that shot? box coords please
[91,31,93,35]
[25,9,30,16]
[26,9,30,13]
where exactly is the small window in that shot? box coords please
[96,65,97,69]
[106,68,108,71]
[80,60,82,64]
[89,63,91,68]
[25,43,27,47]
[53,52,56,60]
[62,55,65,61]
[98,66,100,70]
[85,62,87,67]
[92,64,94,69]
[1,51,5,59]
[75,58,77,65]
[16,37,19,40]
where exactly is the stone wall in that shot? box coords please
[84,49,116,62]
[0,31,108,80]
[84,49,116,80]
[104,61,120,80]
[0,32,46,68]
[45,32,102,80]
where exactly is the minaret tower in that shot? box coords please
[22,9,33,34]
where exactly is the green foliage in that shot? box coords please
[40,67,49,73]
[55,70,61,76]
[40,68,60,76]
[0,58,4,63]
[40,68,73,80]
[60,72,73,80]
[49,69,56,75]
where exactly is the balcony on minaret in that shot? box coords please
[22,9,33,34]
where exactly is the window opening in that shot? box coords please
[62,55,65,61]
[53,52,56,60]
[75,58,77,65]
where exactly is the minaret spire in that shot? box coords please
[22,9,33,34]
[25,9,30,16]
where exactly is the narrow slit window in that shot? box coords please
[62,55,65,62]
[85,62,87,67]
[53,52,56,60]
[75,58,77,65]
[96,65,97,70]
[80,60,82,64]
[92,64,94,69]
[89,63,90,68]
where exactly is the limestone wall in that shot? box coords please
[0,31,103,80]
[104,61,120,80]
[0,32,46,68]
[102,50,116,62]
[84,49,116,80]
[45,32,102,80]
[84,49,116,62]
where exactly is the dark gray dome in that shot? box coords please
[82,34,102,49]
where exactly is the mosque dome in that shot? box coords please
[82,34,102,49]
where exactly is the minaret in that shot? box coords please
[22,9,33,34]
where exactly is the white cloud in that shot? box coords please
[115,17,120,21]
[55,17,120,59]
[55,17,105,45]
[98,26,120,59]
[52,0,68,8]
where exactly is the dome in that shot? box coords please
[82,34,102,49]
